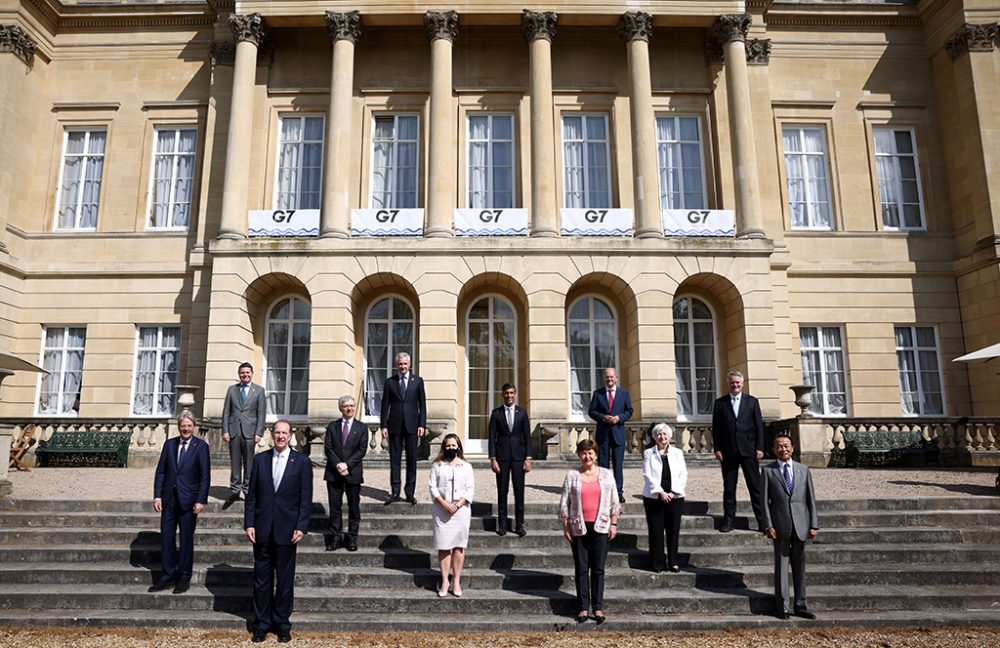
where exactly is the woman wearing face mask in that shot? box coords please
[429,433,475,597]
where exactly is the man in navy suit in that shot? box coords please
[379,352,426,505]
[245,420,313,644]
[488,383,532,537]
[324,395,368,551]
[151,410,211,594]
[588,367,634,503]
[711,370,766,533]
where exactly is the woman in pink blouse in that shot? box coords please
[558,438,621,624]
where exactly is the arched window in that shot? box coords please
[568,296,617,417]
[264,296,311,419]
[466,296,517,452]
[364,296,415,419]
[673,296,717,418]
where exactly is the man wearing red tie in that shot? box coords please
[588,367,634,503]
[324,395,368,551]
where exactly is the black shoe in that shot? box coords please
[251,630,267,643]
[496,520,507,537]
[148,579,173,592]
[669,565,680,573]
[277,631,292,643]
[172,580,190,594]
[719,520,735,533]
[618,495,625,504]
[384,495,401,505]
[775,611,790,620]
[575,613,589,624]
[345,537,358,552]
[326,535,342,551]
[515,525,527,538]
[405,495,417,505]
[794,609,816,620]
[594,613,606,625]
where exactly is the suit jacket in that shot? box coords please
[222,381,267,439]
[760,460,820,542]
[711,392,765,459]
[487,405,532,462]
[323,418,368,484]
[153,435,211,511]
[588,386,634,447]
[379,372,427,435]
[244,448,314,545]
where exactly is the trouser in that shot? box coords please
[228,435,256,495]
[252,537,297,633]
[642,496,684,571]
[570,522,609,613]
[159,498,197,582]
[597,441,625,497]
[327,480,361,539]
[496,459,526,528]
[773,535,808,614]
[389,432,418,498]
[721,453,764,525]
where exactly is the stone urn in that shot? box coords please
[790,384,816,417]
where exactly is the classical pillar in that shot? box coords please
[217,13,266,239]
[712,14,765,238]
[322,11,362,238]
[424,11,459,238]
[522,10,559,237]
[0,24,38,254]
[618,12,661,239]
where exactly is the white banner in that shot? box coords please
[661,209,735,237]
[560,208,633,237]
[248,209,319,237]
[351,209,424,237]
[454,208,528,236]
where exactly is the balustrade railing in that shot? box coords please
[538,420,715,459]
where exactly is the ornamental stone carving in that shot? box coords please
[713,13,751,45]
[617,11,653,44]
[424,11,459,43]
[0,24,38,67]
[945,23,998,60]
[210,40,236,67]
[229,13,267,47]
[326,10,363,44]
[522,10,558,43]
[746,38,772,65]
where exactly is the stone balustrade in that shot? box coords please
[538,420,715,460]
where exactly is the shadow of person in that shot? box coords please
[527,483,564,496]
[360,484,390,501]
[886,480,999,497]
[208,485,232,503]
[204,562,254,629]
[128,531,161,584]
[489,553,572,617]
[378,534,434,592]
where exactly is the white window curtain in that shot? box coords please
[364,296,415,418]
[466,297,516,440]
[568,297,617,416]
[657,116,706,209]
[371,115,418,209]
[799,326,848,415]
[894,325,944,415]
[266,297,312,419]
[468,115,514,209]
[132,326,181,416]
[783,126,831,230]
[874,128,924,230]
[150,128,197,229]
[57,130,106,230]
[673,297,716,418]
[38,327,86,415]
[563,115,609,209]
[276,116,324,210]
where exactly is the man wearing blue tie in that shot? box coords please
[588,367,633,503]
[222,362,266,504]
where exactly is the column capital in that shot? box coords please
[712,13,751,45]
[522,10,558,43]
[746,38,772,65]
[945,23,998,60]
[0,24,38,67]
[210,40,236,67]
[229,12,268,47]
[617,11,653,44]
[424,10,459,43]
[325,10,363,44]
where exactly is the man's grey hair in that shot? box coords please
[395,351,411,363]
[177,410,197,426]
[727,370,744,380]
[338,394,356,408]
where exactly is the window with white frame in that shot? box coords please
[148,127,197,229]
[799,325,848,416]
[132,326,181,416]
[363,296,415,419]
[874,127,924,231]
[467,296,517,444]
[275,115,324,210]
[56,129,106,230]
[656,116,706,210]
[37,327,86,415]
[673,297,716,418]
[371,115,419,209]
[265,297,312,419]
[562,115,610,209]
[568,296,617,417]
[894,325,945,415]
[468,114,514,209]
[782,125,832,230]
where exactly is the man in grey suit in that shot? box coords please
[761,432,819,620]
[222,362,266,503]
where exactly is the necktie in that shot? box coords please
[732,396,739,416]
[273,452,285,490]
[178,440,188,463]
[783,463,793,493]
[240,385,247,404]
[342,420,350,446]
[506,407,514,431]
[401,374,407,394]
[608,389,614,410]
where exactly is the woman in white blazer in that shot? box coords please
[642,423,688,573]
[429,434,474,597]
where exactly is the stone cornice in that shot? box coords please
[424,10,458,43]
[521,10,557,43]
[764,2,921,29]
[325,10,362,44]
[0,24,38,67]
[945,23,998,60]
[229,13,267,46]
[617,11,652,44]
[24,0,217,32]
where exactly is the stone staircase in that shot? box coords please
[1,495,1000,631]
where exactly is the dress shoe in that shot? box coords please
[251,630,267,643]
[515,525,527,538]
[277,631,292,643]
[496,521,507,537]
[405,495,417,505]
[344,536,358,552]
[775,611,790,620]
[594,613,606,625]
[618,495,626,504]
[148,579,173,592]
[794,609,816,620]
[325,537,341,551]
[172,580,190,594]
[575,612,589,624]
[669,565,680,573]
[437,589,449,597]
[384,495,401,506]
[719,520,735,533]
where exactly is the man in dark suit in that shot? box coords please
[324,395,368,551]
[588,367,633,503]
[488,383,532,537]
[379,351,426,505]
[151,410,211,594]
[711,370,765,532]
[244,419,313,643]
[222,361,266,503]
[761,433,819,620]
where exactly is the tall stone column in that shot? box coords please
[618,12,661,239]
[217,13,266,239]
[0,24,38,254]
[712,14,765,239]
[322,11,362,239]
[522,10,559,237]
[424,11,459,238]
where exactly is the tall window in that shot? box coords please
[467,297,517,448]
[782,125,832,230]
[657,116,706,209]
[148,127,197,229]
[132,326,181,416]
[895,325,945,415]
[56,129,106,230]
[874,127,924,230]
[799,325,848,415]
[371,115,419,209]
[37,327,86,415]
[265,297,311,419]
[275,115,324,210]
[568,296,617,417]
[673,297,716,418]
[563,115,610,208]
[364,296,415,418]
[468,114,514,208]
